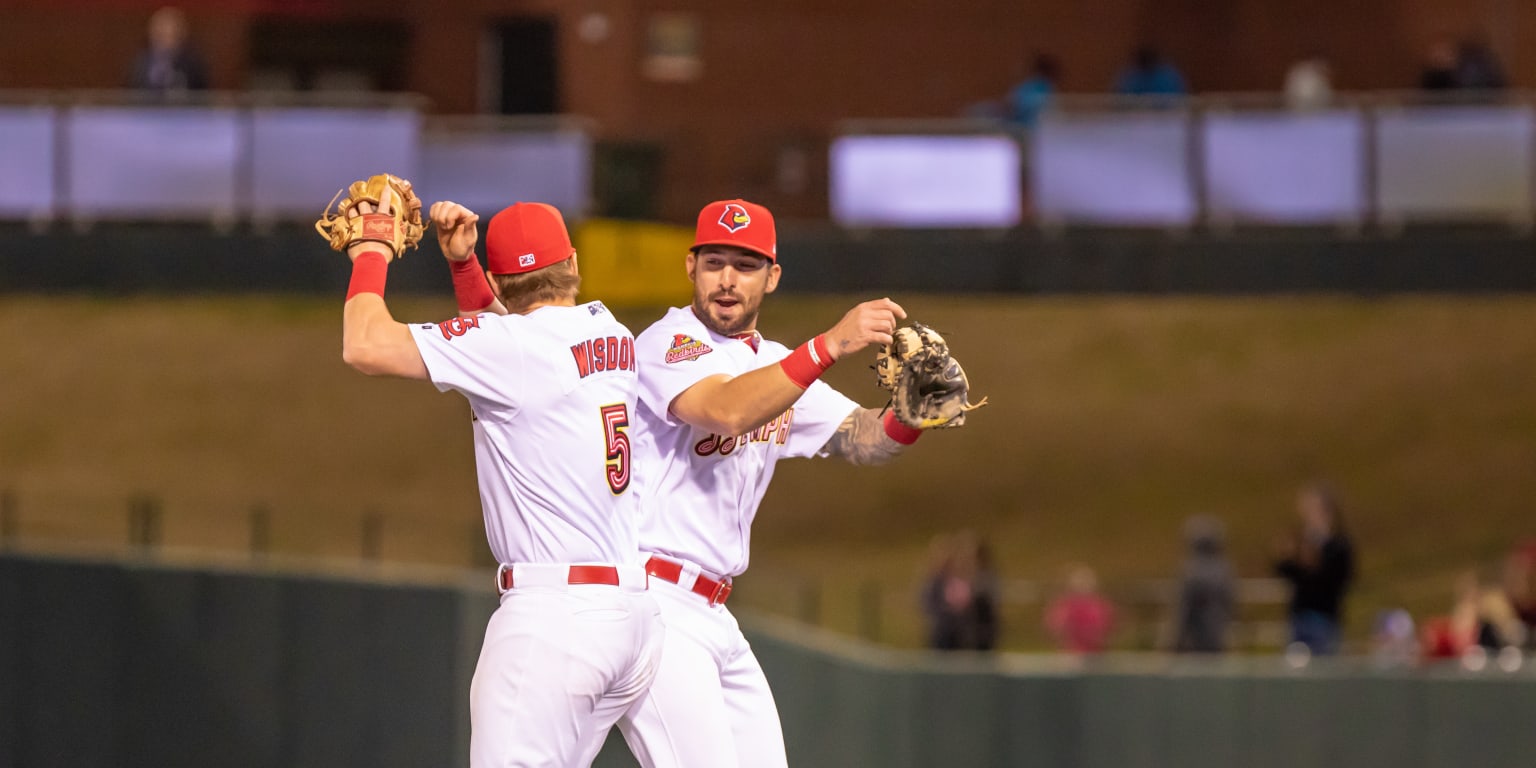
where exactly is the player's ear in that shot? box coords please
[568,252,580,277]
[685,250,697,284]
[765,263,782,294]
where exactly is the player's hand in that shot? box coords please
[344,192,397,263]
[430,201,480,262]
[823,298,907,361]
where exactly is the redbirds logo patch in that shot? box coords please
[665,333,713,364]
[718,203,750,233]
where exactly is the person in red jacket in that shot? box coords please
[1045,564,1116,654]
[1420,572,1481,660]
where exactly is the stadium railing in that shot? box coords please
[6,89,1535,231]
[833,90,1536,230]
[0,89,592,226]
[0,487,1291,651]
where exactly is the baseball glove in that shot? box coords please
[874,323,988,430]
[314,173,426,259]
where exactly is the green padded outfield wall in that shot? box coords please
[4,223,1535,295]
[3,554,1533,768]
[731,623,1536,768]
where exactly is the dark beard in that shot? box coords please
[692,294,757,336]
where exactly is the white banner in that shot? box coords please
[831,135,1021,228]
[250,108,420,219]
[1377,106,1534,220]
[1204,110,1365,223]
[67,107,242,218]
[0,106,56,218]
[1033,112,1195,225]
[418,130,592,220]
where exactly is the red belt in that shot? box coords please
[644,555,733,606]
[498,564,621,592]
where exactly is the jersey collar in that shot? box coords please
[729,331,761,353]
[682,305,761,352]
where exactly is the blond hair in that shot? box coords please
[492,257,580,314]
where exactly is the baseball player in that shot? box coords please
[617,199,934,767]
[328,181,662,767]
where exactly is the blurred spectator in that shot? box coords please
[1420,571,1482,660]
[1419,37,1507,93]
[1420,571,1526,658]
[129,7,209,93]
[1284,54,1332,110]
[1454,37,1506,91]
[1114,46,1187,96]
[1008,54,1059,129]
[967,533,1001,650]
[921,534,964,649]
[1504,540,1536,647]
[1476,587,1527,650]
[1273,482,1355,655]
[1371,608,1418,667]
[1419,40,1459,91]
[1171,516,1235,653]
[921,531,998,651]
[1045,564,1115,653]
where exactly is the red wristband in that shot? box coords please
[450,256,496,313]
[882,410,922,445]
[779,334,835,389]
[345,251,390,301]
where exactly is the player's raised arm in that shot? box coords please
[342,290,427,379]
[316,174,430,380]
[432,201,509,318]
[669,297,905,436]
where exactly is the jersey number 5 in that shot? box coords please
[599,404,631,495]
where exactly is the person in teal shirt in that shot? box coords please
[1009,54,1059,128]
[1115,46,1187,96]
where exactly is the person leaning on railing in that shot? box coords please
[128,7,209,94]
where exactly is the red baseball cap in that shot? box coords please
[692,199,776,261]
[485,202,575,275]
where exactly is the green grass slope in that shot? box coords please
[3,294,1533,648]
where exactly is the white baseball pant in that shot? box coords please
[618,574,788,768]
[470,564,663,768]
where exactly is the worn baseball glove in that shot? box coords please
[314,173,426,259]
[874,323,988,430]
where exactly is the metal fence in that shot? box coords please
[0,90,593,225]
[832,91,1536,230]
[0,486,1290,651]
[7,89,1536,231]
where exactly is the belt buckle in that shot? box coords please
[710,579,732,606]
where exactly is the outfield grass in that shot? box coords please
[3,294,1534,649]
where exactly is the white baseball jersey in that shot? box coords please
[632,306,858,577]
[408,301,641,565]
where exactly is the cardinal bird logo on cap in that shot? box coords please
[719,203,751,233]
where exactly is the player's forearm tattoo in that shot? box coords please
[824,407,904,466]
